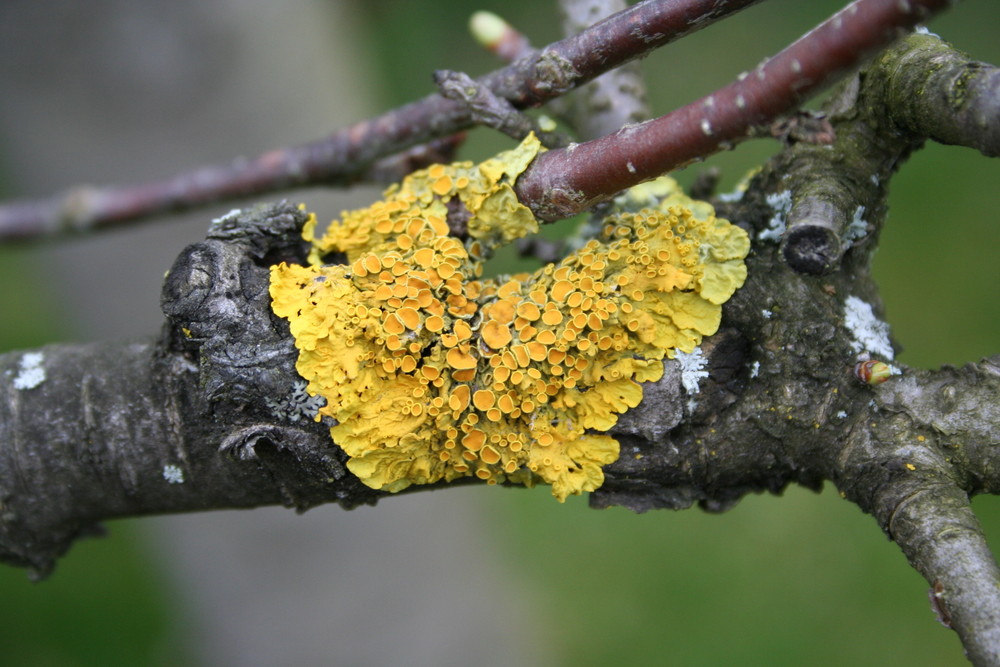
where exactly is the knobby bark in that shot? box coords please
[0,15,999,667]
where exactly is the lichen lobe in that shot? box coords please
[269,136,749,500]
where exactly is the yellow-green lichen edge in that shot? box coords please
[269,134,750,501]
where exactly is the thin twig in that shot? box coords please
[515,0,955,222]
[362,134,467,186]
[0,0,763,243]
[433,70,570,147]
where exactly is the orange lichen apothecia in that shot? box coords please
[269,134,750,501]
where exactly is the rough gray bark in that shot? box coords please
[0,14,998,667]
[0,205,378,577]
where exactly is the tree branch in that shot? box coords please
[1,2,998,662]
[877,30,1000,158]
[515,0,954,221]
[746,31,991,275]
[0,0,762,243]
[0,203,386,577]
[863,359,1000,667]
[888,485,1000,667]
[433,70,570,147]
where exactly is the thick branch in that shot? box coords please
[830,356,1000,664]
[887,485,1000,667]
[714,34,1000,657]
[0,203,386,577]
[768,31,1000,274]
[836,404,1000,667]
[0,340,284,575]
[877,31,1000,158]
[759,32,990,275]
[1,152,998,667]
[876,358,1000,496]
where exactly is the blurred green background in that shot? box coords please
[0,1,998,665]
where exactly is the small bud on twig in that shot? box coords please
[470,11,533,62]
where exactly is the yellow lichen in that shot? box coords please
[269,135,749,501]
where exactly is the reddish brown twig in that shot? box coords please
[0,134,465,242]
[0,0,762,243]
[515,0,955,221]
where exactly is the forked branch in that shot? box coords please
[0,0,762,242]
[514,0,956,220]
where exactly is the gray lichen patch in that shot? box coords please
[844,295,894,360]
[12,352,45,390]
[758,190,792,242]
[265,380,328,424]
[162,464,185,484]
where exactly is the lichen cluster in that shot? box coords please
[269,135,749,500]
